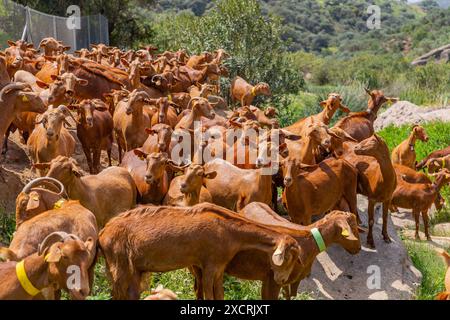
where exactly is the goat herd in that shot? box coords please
[0,38,449,300]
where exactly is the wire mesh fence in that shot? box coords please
[0,0,108,51]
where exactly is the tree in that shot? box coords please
[151,0,304,100]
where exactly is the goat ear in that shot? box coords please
[84,237,96,254]
[319,101,327,108]
[45,244,63,263]
[35,80,49,89]
[272,240,287,266]
[50,74,59,81]
[133,148,148,160]
[71,164,83,177]
[26,191,41,211]
[282,130,301,141]
[77,78,88,86]
[339,105,351,113]
[203,171,217,179]
[145,128,156,135]
[336,219,359,240]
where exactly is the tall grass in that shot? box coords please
[405,242,448,300]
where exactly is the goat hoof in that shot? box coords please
[426,236,432,241]
[415,235,420,240]
[366,239,375,249]
[383,236,392,243]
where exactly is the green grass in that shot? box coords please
[0,211,15,245]
[378,121,450,219]
[405,241,449,300]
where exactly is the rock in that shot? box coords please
[374,101,450,131]
[411,43,450,66]
[298,195,422,300]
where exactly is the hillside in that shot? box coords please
[154,0,449,55]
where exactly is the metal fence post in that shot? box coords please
[53,16,57,39]
[87,15,91,47]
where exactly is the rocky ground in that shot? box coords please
[299,195,426,300]
[374,101,450,131]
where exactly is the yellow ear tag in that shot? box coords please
[53,199,65,209]
[32,195,39,201]
[341,229,350,237]
[139,155,145,161]
[22,95,29,102]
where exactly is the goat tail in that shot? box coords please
[436,292,450,300]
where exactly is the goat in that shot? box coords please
[391,125,428,169]
[34,156,136,228]
[98,204,301,300]
[0,232,95,300]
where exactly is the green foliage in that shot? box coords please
[0,212,15,245]
[151,0,304,102]
[405,241,448,300]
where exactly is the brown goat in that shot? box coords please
[113,89,152,162]
[203,158,274,210]
[0,232,94,300]
[436,250,450,300]
[343,134,397,248]
[15,177,66,228]
[416,146,450,170]
[99,204,301,300]
[34,156,136,228]
[216,203,361,300]
[121,150,174,204]
[0,82,47,154]
[281,157,358,225]
[69,99,113,174]
[390,169,450,240]
[391,164,445,212]
[141,123,173,155]
[333,89,398,142]
[285,93,349,136]
[163,162,216,206]
[425,154,450,174]
[28,105,77,176]
[391,125,428,169]
[230,76,271,107]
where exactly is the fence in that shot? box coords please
[0,0,108,51]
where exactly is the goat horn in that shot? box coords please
[38,231,80,255]
[58,105,79,125]
[1,82,31,95]
[187,97,202,109]
[22,177,65,196]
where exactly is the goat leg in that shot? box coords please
[422,210,431,241]
[367,200,376,248]
[413,209,421,240]
[382,201,391,243]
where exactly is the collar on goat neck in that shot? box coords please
[16,260,41,296]
[310,227,326,252]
